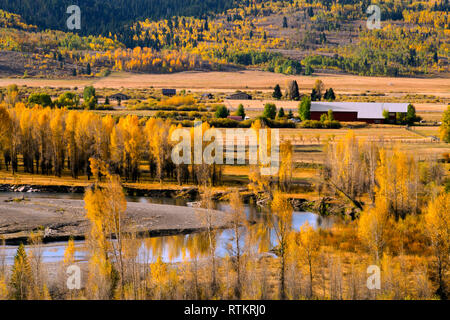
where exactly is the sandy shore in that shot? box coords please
[0,196,227,244]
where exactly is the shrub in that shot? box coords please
[28,93,53,107]
[208,118,239,128]
[300,120,341,129]
[160,95,196,107]
[298,96,311,121]
[263,103,277,119]
[215,105,230,118]
[300,120,322,128]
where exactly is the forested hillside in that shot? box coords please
[0,0,239,35]
[0,0,448,77]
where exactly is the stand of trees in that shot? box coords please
[1,152,448,300]
[0,0,238,36]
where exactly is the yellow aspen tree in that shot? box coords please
[0,106,11,171]
[424,193,450,299]
[65,111,80,178]
[150,256,169,299]
[85,159,127,298]
[120,115,144,181]
[358,198,391,262]
[63,238,76,266]
[0,275,8,300]
[294,222,320,299]
[146,118,171,183]
[324,130,364,206]
[278,141,293,192]
[50,108,65,177]
[227,191,247,298]
[248,119,272,198]
[196,188,219,297]
[271,191,293,300]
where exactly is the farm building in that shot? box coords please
[201,93,214,100]
[109,93,130,101]
[226,92,252,100]
[310,102,408,124]
[162,89,177,96]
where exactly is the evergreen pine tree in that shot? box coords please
[9,244,33,300]
[273,84,282,100]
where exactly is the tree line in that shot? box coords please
[0,0,238,36]
[0,100,293,189]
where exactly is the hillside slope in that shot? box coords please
[0,0,239,35]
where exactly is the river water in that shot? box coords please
[0,192,336,265]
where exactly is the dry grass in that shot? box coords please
[94,72,450,96]
[2,71,448,97]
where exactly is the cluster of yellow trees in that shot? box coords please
[324,132,445,214]
[1,170,447,300]
[0,101,294,188]
[0,9,35,30]
[82,48,207,74]
[82,11,289,73]
[403,10,449,29]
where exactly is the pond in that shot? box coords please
[0,192,336,265]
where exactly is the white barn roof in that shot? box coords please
[311,102,408,119]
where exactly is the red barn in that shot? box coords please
[310,102,408,124]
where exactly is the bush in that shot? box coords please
[215,105,230,118]
[264,118,296,128]
[298,96,311,121]
[263,103,277,119]
[208,118,239,128]
[323,120,342,129]
[160,95,196,106]
[28,93,53,107]
[300,120,341,129]
[300,120,322,128]
[55,92,80,109]
[445,179,450,194]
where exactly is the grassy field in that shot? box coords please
[1,71,449,96]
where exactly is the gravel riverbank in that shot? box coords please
[0,196,228,244]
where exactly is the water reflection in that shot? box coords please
[0,194,335,265]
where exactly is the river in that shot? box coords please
[0,192,336,265]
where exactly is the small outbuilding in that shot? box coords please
[201,93,214,100]
[226,92,252,100]
[109,93,130,101]
[162,89,177,96]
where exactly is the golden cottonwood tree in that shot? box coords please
[424,193,450,299]
[227,191,247,298]
[145,118,173,183]
[271,191,293,300]
[294,222,320,299]
[358,198,391,262]
[84,159,127,299]
[278,141,293,192]
[376,148,419,218]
